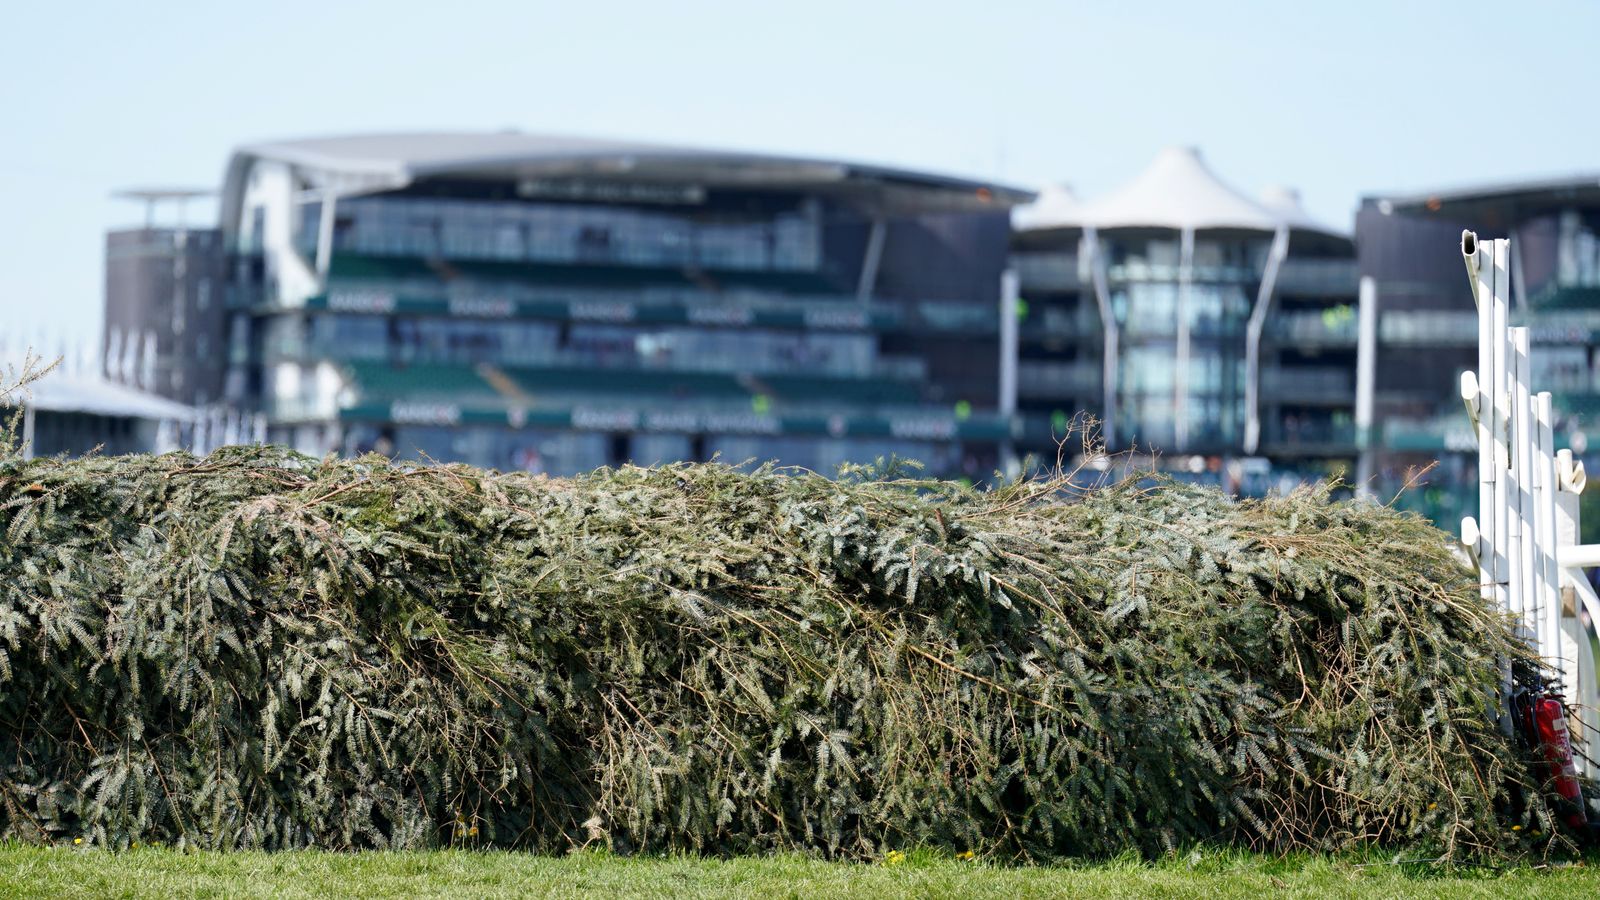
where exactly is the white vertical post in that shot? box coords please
[1466,232,1512,721]
[1466,234,1495,595]
[1512,326,1536,646]
[1491,242,1515,649]
[1535,392,1562,674]
[21,404,35,461]
[999,268,1020,477]
[1353,275,1378,497]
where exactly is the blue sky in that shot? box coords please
[2,0,1597,338]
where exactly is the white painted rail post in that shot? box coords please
[1463,230,1600,783]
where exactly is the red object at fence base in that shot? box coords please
[1531,697,1589,829]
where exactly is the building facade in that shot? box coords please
[1009,148,1361,486]
[201,132,1028,477]
[1356,174,1600,526]
[103,225,229,406]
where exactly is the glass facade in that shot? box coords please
[259,313,888,379]
[303,196,822,273]
[1102,236,1260,451]
[1557,210,1600,289]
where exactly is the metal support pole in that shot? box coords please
[1083,227,1118,448]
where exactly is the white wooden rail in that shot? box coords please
[1459,231,1600,772]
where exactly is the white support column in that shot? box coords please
[314,190,340,278]
[1244,224,1291,455]
[1354,275,1379,497]
[999,269,1019,418]
[856,219,887,305]
[1174,226,1195,451]
[21,404,35,461]
[998,268,1020,476]
[1083,227,1118,448]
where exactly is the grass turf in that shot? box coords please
[0,847,1595,899]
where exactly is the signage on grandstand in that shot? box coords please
[389,401,461,425]
[889,417,957,440]
[571,407,781,435]
[569,301,637,323]
[328,290,397,314]
[448,296,516,318]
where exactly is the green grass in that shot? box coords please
[0,846,1596,899]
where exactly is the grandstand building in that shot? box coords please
[203,132,1029,476]
[1009,148,1361,484]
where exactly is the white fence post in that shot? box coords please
[1462,230,1600,779]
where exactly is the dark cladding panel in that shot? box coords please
[104,228,228,405]
[1354,200,1479,313]
[874,212,1011,304]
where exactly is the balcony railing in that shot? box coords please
[1380,311,1477,345]
[1013,252,1081,291]
[1268,309,1357,345]
[262,334,929,384]
[1275,259,1358,296]
[1262,366,1353,403]
[1017,361,1099,398]
[1381,418,1477,453]
[1260,420,1357,452]
[1107,263,1258,284]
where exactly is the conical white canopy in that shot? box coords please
[1077,147,1281,232]
[1258,185,1345,237]
[1012,183,1082,231]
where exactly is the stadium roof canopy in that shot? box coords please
[1371,172,1600,226]
[221,130,1034,219]
[1013,147,1346,238]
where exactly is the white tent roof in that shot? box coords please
[3,372,194,420]
[1012,183,1082,231]
[1258,185,1345,237]
[1076,147,1283,232]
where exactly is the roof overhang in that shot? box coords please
[220,131,1034,229]
[1375,173,1600,224]
[5,374,195,420]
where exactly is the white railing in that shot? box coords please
[1458,231,1600,781]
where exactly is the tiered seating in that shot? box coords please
[345,362,498,400]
